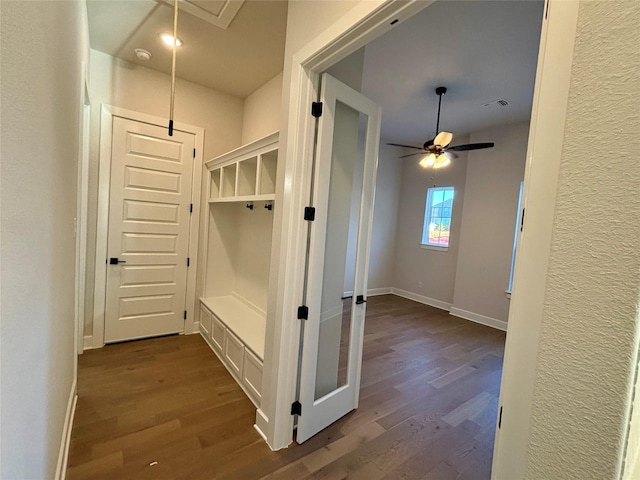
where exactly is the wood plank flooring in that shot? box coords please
[67,295,505,479]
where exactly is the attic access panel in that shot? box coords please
[160,0,245,29]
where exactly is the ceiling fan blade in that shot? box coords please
[443,150,458,159]
[434,131,453,148]
[386,143,424,150]
[399,152,424,158]
[447,142,495,152]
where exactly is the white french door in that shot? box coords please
[104,116,195,343]
[296,73,381,442]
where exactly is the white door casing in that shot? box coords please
[104,116,195,342]
[295,73,381,442]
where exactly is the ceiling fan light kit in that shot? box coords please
[419,152,451,169]
[387,86,495,168]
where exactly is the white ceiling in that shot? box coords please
[362,0,544,146]
[86,0,543,139]
[86,0,288,98]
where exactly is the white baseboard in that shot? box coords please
[449,307,508,331]
[367,287,392,296]
[343,287,392,298]
[390,287,452,311]
[254,408,271,448]
[190,322,200,335]
[82,335,94,350]
[55,379,77,480]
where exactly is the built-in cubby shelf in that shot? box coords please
[200,132,279,408]
[207,132,279,203]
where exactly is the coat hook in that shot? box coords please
[246,203,254,210]
[264,202,273,211]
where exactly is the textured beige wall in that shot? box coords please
[451,122,528,322]
[526,1,640,477]
[392,141,469,303]
[84,50,244,338]
[241,72,284,144]
[0,1,90,477]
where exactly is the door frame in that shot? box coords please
[76,61,91,356]
[92,105,204,348]
[259,0,439,450]
[261,3,581,478]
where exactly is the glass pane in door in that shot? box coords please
[314,101,368,400]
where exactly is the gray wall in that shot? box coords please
[368,144,403,290]
[392,139,470,305]
[451,122,528,321]
[379,123,528,325]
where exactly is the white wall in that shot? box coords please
[0,1,90,477]
[392,141,469,305]
[525,1,640,477]
[261,0,387,447]
[85,50,244,340]
[451,122,528,323]
[242,72,283,144]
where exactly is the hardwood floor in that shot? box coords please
[67,295,505,479]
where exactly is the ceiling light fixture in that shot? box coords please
[161,33,182,47]
[134,48,152,61]
[388,87,496,168]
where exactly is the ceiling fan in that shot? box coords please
[387,87,495,168]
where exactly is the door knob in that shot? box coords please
[109,257,126,264]
[355,295,367,305]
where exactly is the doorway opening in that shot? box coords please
[290,0,543,454]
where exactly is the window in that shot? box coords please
[507,181,525,297]
[421,186,455,249]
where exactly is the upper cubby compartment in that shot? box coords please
[206,132,278,203]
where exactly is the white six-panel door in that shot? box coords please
[104,116,195,343]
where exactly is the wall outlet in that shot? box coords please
[418,281,423,288]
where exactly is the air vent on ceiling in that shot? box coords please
[482,98,511,110]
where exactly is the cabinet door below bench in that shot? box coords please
[224,329,244,378]
[211,313,225,354]
[243,349,263,404]
[200,305,212,339]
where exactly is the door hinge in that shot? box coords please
[297,305,309,320]
[193,148,196,158]
[184,310,187,320]
[291,401,302,416]
[187,257,190,267]
[190,203,193,213]
[498,406,503,429]
[520,208,525,232]
[311,102,323,118]
[304,206,316,221]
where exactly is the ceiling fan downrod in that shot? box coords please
[435,86,447,136]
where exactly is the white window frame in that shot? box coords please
[421,186,455,251]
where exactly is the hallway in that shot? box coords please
[67,295,505,479]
